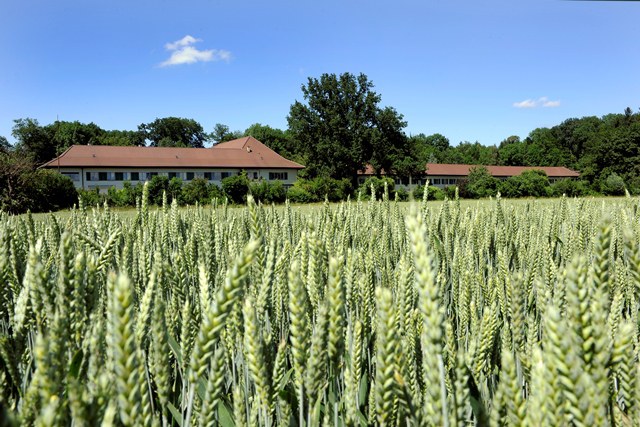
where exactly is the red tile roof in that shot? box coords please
[360,163,579,178]
[41,137,304,169]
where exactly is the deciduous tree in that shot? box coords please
[287,72,413,183]
[138,117,208,148]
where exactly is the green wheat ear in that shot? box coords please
[106,273,147,426]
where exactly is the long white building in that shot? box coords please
[358,163,580,189]
[42,136,304,192]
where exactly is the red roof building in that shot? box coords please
[42,137,304,192]
[359,163,579,188]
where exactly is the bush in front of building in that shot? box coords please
[357,176,396,200]
[180,178,211,205]
[459,166,499,199]
[412,185,445,201]
[222,172,250,204]
[549,179,592,197]
[26,169,78,212]
[286,185,316,203]
[601,172,626,196]
[499,170,551,198]
[250,180,287,204]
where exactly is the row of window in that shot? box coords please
[79,171,291,182]
[431,178,458,185]
[357,176,459,186]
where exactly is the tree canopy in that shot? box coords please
[287,72,419,182]
[138,117,208,148]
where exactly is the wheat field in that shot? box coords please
[1,185,639,426]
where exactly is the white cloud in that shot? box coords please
[160,35,231,67]
[513,99,538,108]
[165,35,201,51]
[513,96,561,108]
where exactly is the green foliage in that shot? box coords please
[499,169,551,198]
[210,123,243,144]
[549,179,592,197]
[180,178,211,205]
[459,165,499,198]
[0,150,77,213]
[249,180,287,204]
[287,177,352,203]
[443,141,498,165]
[601,172,626,196]
[286,185,315,203]
[357,176,396,200]
[410,133,450,164]
[288,72,411,182]
[168,177,183,202]
[147,175,170,205]
[412,184,445,201]
[25,170,78,212]
[222,172,250,204]
[138,117,208,148]
[244,123,298,160]
[78,188,104,207]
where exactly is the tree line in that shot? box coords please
[2,72,640,212]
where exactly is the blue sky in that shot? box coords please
[1,0,638,147]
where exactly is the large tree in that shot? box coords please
[138,117,208,148]
[0,136,10,154]
[287,72,414,182]
[210,123,243,144]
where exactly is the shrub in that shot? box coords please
[357,176,396,200]
[499,169,550,198]
[249,180,270,203]
[266,180,287,203]
[168,177,183,202]
[208,183,225,203]
[78,188,104,207]
[412,185,445,201]
[147,175,170,205]
[27,170,78,212]
[181,178,210,205]
[460,166,499,198]
[286,185,316,203]
[305,177,352,202]
[222,172,250,204]
[549,179,591,197]
[601,172,626,196]
[394,187,409,201]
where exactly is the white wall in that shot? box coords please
[54,167,300,192]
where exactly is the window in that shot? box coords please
[130,172,139,181]
[186,172,194,181]
[115,172,124,181]
[448,179,457,185]
[168,172,178,179]
[204,172,212,180]
[62,172,79,182]
[99,172,108,181]
[221,172,231,179]
[252,172,258,179]
[148,172,158,180]
[433,179,441,185]
[269,172,288,181]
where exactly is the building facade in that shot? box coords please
[42,137,304,192]
[358,163,580,189]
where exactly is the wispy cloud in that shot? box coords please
[160,35,231,67]
[513,96,561,108]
